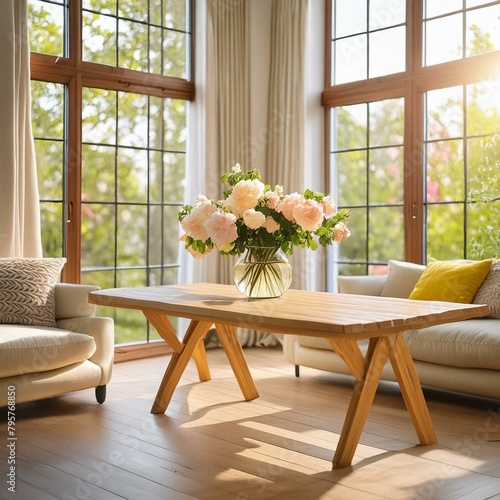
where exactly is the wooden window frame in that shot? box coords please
[323,0,500,265]
[30,0,195,283]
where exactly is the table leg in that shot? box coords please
[150,319,213,414]
[214,323,259,401]
[388,333,437,445]
[144,310,211,383]
[327,338,366,381]
[332,336,390,469]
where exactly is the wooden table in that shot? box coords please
[89,283,488,468]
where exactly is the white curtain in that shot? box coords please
[0,0,42,258]
[205,0,251,287]
[202,0,309,347]
[266,0,309,292]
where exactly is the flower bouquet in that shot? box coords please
[179,164,350,297]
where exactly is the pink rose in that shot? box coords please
[203,211,238,245]
[243,209,266,229]
[277,193,304,221]
[334,222,351,242]
[264,190,281,210]
[180,202,217,241]
[263,216,280,233]
[186,245,212,259]
[224,179,265,216]
[293,199,324,232]
[321,195,337,218]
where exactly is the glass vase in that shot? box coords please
[233,246,292,298]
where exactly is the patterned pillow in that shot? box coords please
[0,258,66,327]
[473,259,500,318]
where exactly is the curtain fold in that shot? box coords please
[266,0,308,291]
[205,0,251,287]
[0,0,42,258]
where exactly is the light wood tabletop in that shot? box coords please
[89,282,489,468]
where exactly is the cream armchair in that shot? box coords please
[0,283,114,406]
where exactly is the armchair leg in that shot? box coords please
[295,365,300,377]
[95,385,107,404]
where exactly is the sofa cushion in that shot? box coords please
[380,260,426,298]
[0,324,96,377]
[408,258,492,303]
[0,257,66,328]
[404,319,500,370]
[473,259,500,319]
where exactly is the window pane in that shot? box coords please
[31,81,66,258]
[466,79,500,136]
[333,0,367,39]
[424,0,462,19]
[468,199,500,259]
[117,205,148,266]
[82,12,117,66]
[82,88,117,145]
[426,139,465,202]
[40,202,64,258]
[467,135,500,204]
[467,135,500,259]
[338,208,367,262]
[332,104,367,150]
[369,26,406,78]
[332,0,406,84]
[426,204,465,259]
[333,37,368,84]
[424,3,499,66]
[424,84,500,261]
[426,86,463,140]
[82,0,192,78]
[113,308,148,345]
[164,152,186,202]
[81,87,186,344]
[424,14,463,66]
[117,92,148,148]
[369,0,406,29]
[163,205,182,264]
[82,145,116,203]
[331,97,404,271]
[118,19,149,72]
[36,141,64,200]
[165,0,190,31]
[467,5,500,57]
[118,0,148,21]
[82,0,116,14]
[333,151,367,206]
[28,0,66,56]
[81,204,116,269]
[369,99,404,147]
[369,206,404,261]
[369,147,404,204]
[117,148,148,203]
[163,29,189,79]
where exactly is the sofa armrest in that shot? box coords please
[55,283,100,320]
[338,275,387,296]
[57,316,114,385]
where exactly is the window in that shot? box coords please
[325,0,500,277]
[28,0,193,345]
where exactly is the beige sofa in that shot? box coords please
[283,260,500,400]
[0,283,114,406]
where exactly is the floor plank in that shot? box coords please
[1,346,500,499]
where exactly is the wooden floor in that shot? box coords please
[2,346,500,500]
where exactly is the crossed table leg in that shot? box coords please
[145,310,436,469]
[144,311,259,415]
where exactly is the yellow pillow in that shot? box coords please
[408,259,492,303]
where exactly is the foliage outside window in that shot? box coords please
[326,0,500,277]
[28,0,193,345]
